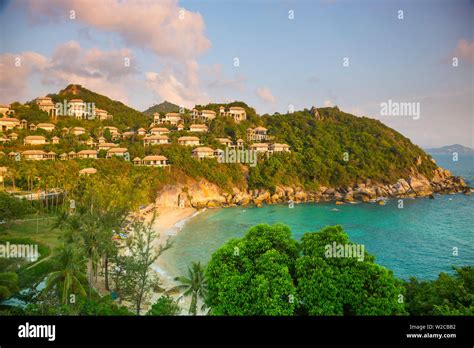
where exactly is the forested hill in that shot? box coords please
[143,101,180,115]
[253,107,437,189]
[49,84,151,128]
[7,85,439,191]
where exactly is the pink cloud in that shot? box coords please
[454,39,474,63]
[256,86,276,103]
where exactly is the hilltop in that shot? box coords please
[143,101,180,115]
[425,144,474,154]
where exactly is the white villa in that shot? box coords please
[98,142,119,151]
[192,109,216,122]
[36,97,56,117]
[71,127,86,136]
[219,106,247,123]
[178,136,200,146]
[269,143,291,153]
[250,143,269,153]
[143,135,170,146]
[133,155,169,168]
[106,147,128,158]
[189,124,208,133]
[77,150,98,159]
[37,123,56,132]
[192,147,215,159]
[24,135,47,145]
[150,127,170,135]
[247,126,269,142]
[159,112,182,125]
[0,117,20,131]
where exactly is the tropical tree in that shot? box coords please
[175,262,208,316]
[0,272,20,300]
[43,244,87,305]
[146,295,181,316]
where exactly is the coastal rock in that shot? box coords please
[407,175,433,197]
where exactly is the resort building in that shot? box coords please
[178,136,200,147]
[37,123,56,132]
[68,99,87,119]
[0,135,8,143]
[150,127,170,135]
[219,106,247,123]
[98,136,106,144]
[153,112,161,125]
[160,112,182,125]
[71,127,86,136]
[192,147,215,159]
[59,153,68,160]
[122,131,135,139]
[19,119,28,129]
[143,135,170,146]
[217,138,233,147]
[189,124,208,133]
[68,151,77,159]
[51,136,60,144]
[95,108,113,120]
[177,124,184,131]
[269,143,291,153]
[24,135,47,145]
[106,147,128,158]
[77,150,98,159]
[85,137,96,147]
[103,126,120,140]
[247,126,269,142]
[0,104,14,116]
[29,123,37,132]
[137,128,146,136]
[192,109,216,122]
[35,97,56,118]
[98,142,119,151]
[0,117,20,131]
[8,133,18,141]
[250,143,269,153]
[22,150,55,161]
[134,155,169,168]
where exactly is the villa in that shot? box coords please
[177,124,185,131]
[0,117,20,131]
[247,126,269,142]
[178,136,200,146]
[122,131,135,139]
[103,126,120,140]
[236,138,245,149]
[160,112,182,125]
[219,106,247,123]
[150,127,170,135]
[85,137,96,147]
[189,124,208,133]
[0,135,8,143]
[77,150,98,159]
[29,123,37,132]
[22,150,54,161]
[250,143,269,153]
[134,155,169,167]
[217,138,233,147]
[106,147,128,158]
[143,135,170,146]
[98,142,119,151]
[68,99,87,119]
[35,97,56,118]
[95,108,113,120]
[51,136,60,144]
[192,147,215,159]
[192,109,217,122]
[269,143,291,153]
[24,135,47,145]
[137,128,146,136]
[37,123,56,132]
[8,133,18,141]
[71,127,86,136]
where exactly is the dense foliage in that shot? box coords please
[404,267,474,315]
[146,295,181,316]
[206,224,405,315]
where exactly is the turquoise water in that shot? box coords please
[160,154,474,280]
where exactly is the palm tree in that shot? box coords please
[43,244,87,305]
[174,262,208,315]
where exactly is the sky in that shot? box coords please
[0,0,472,148]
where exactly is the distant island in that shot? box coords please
[425,144,474,154]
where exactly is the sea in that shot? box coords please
[159,154,474,280]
